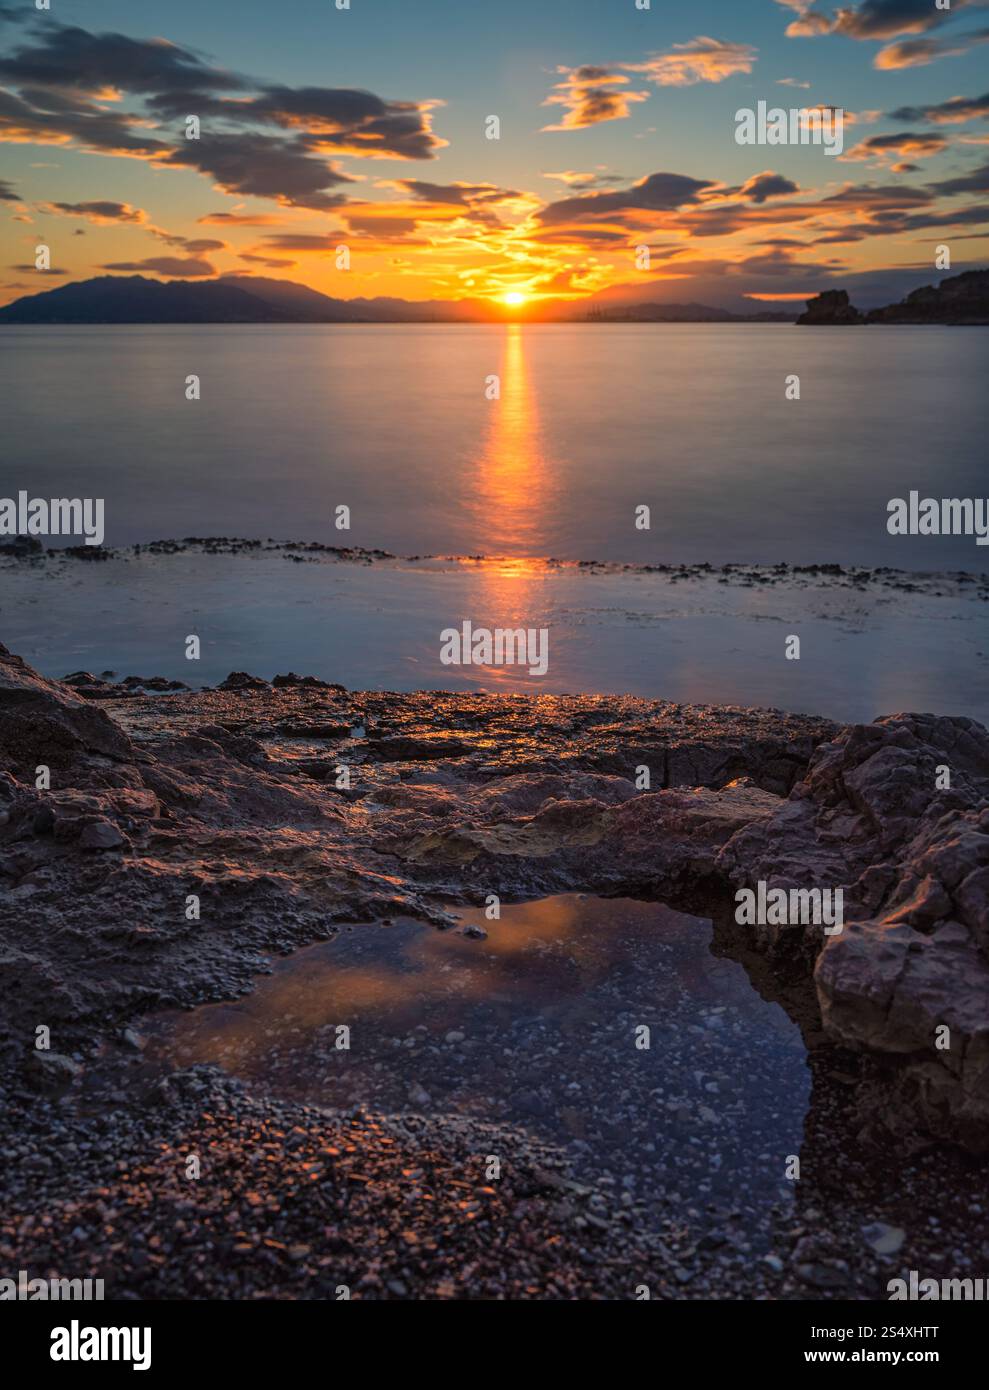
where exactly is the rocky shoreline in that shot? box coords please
[796,270,989,326]
[2,644,987,1298]
[5,534,989,594]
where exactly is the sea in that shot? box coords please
[3,322,987,721]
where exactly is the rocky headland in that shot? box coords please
[797,269,989,326]
[2,644,987,1297]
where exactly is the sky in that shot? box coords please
[2,0,989,311]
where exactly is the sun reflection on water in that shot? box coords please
[458,325,561,687]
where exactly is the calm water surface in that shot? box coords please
[122,895,809,1242]
[4,322,987,567]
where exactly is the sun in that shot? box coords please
[502,291,526,307]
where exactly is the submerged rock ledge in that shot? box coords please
[1,643,987,1153]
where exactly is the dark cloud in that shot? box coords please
[0,17,442,213]
[876,202,989,230]
[0,85,166,154]
[101,255,216,278]
[843,131,949,164]
[248,88,440,160]
[397,181,471,205]
[176,237,225,253]
[675,202,817,238]
[538,172,715,226]
[163,134,355,211]
[237,252,296,268]
[656,177,989,243]
[147,86,442,161]
[854,132,947,153]
[343,213,421,238]
[148,226,227,253]
[930,160,989,194]
[837,0,981,39]
[530,227,630,245]
[876,28,989,70]
[198,211,286,226]
[542,170,628,190]
[397,180,519,206]
[819,182,932,210]
[889,91,989,124]
[738,172,800,203]
[0,178,18,201]
[784,0,988,41]
[44,200,145,222]
[0,24,244,96]
[249,86,395,126]
[812,230,867,243]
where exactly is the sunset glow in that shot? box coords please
[1,0,987,313]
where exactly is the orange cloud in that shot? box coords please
[842,132,949,165]
[875,30,989,70]
[541,67,649,131]
[625,37,758,87]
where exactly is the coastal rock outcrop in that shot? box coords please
[718,714,989,1148]
[795,289,863,325]
[866,269,989,325]
[797,269,989,326]
[0,641,133,773]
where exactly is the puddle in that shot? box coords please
[131,894,810,1240]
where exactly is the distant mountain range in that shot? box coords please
[0,275,487,324]
[584,301,793,323]
[0,274,795,325]
[0,269,984,325]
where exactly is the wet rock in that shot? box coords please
[0,641,133,774]
[0,535,43,558]
[862,1222,906,1256]
[272,673,341,690]
[367,735,471,762]
[121,676,189,692]
[78,819,126,851]
[218,672,270,691]
[720,713,989,1148]
[26,1051,81,1095]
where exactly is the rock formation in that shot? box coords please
[1,644,987,1150]
[797,269,989,326]
[866,269,989,325]
[795,289,863,325]
[718,714,989,1148]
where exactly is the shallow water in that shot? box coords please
[136,895,809,1240]
[5,549,988,722]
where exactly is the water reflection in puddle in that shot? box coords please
[142,894,809,1241]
